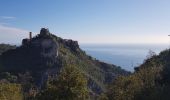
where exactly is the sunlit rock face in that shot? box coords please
[41,39,58,58]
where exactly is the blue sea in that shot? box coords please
[80,44,169,72]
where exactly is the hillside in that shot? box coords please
[0,28,129,95]
[105,49,170,100]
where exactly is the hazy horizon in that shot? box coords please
[81,43,169,71]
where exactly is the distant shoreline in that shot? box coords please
[81,44,169,71]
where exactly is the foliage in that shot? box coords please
[0,82,23,100]
[106,51,167,100]
[107,75,142,100]
[0,44,16,55]
[0,72,18,82]
[98,93,109,100]
[36,65,89,100]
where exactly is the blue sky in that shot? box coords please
[0,0,170,44]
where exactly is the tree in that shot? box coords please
[36,65,89,100]
[107,75,142,100]
[106,52,163,100]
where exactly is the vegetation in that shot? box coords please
[36,65,89,100]
[0,82,23,100]
[2,46,170,100]
[104,50,170,100]
[0,44,16,55]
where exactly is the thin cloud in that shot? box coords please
[0,22,10,25]
[0,25,29,44]
[0,16,16,19]
[0,25,28,34]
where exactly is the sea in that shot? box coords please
[80,44,169,72]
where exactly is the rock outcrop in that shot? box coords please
[2,28,59,71]
[64,39,79,52]
[25,28,59,59]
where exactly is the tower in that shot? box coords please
[29,32,32,40]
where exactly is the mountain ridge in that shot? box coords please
[0,28,130,94]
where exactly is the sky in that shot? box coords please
[0,0,170,44]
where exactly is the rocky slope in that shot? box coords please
[0,28,129,94]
